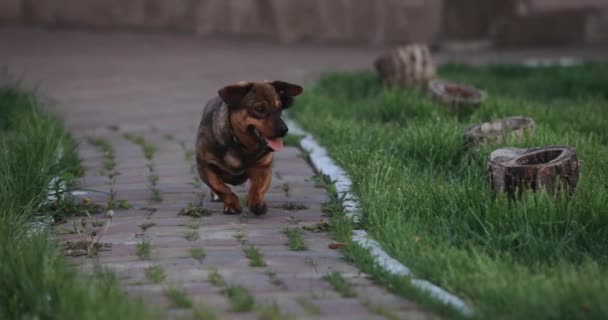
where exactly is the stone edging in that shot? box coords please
[286,119,474,316]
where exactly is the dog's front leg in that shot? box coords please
[247,163,272,216]
[198,166,242,215]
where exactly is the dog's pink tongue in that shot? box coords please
[265,138,284,151]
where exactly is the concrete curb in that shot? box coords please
[287,119,474,317]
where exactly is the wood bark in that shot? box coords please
[487,145,580,195]
[374,44,436,88]
[427,78,486,112]
[465,116,536,145]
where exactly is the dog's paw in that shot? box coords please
[223,206,243,215]
[223,193,242,215]
[250,203,268,216]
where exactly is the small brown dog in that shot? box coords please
[196,81,303,215]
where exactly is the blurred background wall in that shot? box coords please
[1,0,607,48]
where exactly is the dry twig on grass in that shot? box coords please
[64,210,114,257]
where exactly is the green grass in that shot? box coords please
[193,307,217,320]
[165,287,193,308]
[136,239,152,260]
[183,220,200,229]
[264,269,284,287]
[295,297,320,316]
[122,132,157,160]
[290,64,608,319]
[283,227,307,251]
[184,148,195,162]
[207,269,227,287]
[139,221,156,231]
[145,265,166,283]
[364,301,399,320]
[233,229,247,242]
[243,245,266,267]
[190,247,206,262]
[257,302,289,320]
[117,199,132,209]
[226,285,255,312]
[38,193,104,223]
[178,203,211,217]
[124,133,162,202]
[85,136,120,209]
[322,272,357,298]
[184,230,199,241]
[283,133,305,147]
[0,84,148,319]
[278,202,307,211]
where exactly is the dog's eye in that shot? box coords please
[254,105,266,113]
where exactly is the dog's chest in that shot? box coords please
[223,152,244,172]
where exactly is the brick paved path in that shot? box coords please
[1,28,431,319]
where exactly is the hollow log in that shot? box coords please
[487,146,580,195]
[465,116,536,145]
[373,44,436,88]
[427,78,486,113]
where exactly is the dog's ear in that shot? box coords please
[218,82,253,108]
[271,81,303,97]
[271,81,303,109]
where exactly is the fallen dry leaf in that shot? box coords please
[328,242,346,250]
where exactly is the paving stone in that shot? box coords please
[0,28,433,320]
[0,0,22,23]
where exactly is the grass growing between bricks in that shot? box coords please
[85,137,131,211]
[165,287,193,308]
[257,302,290,320]
[123,132,162,202]
[190,247,206,262]
[323,272,357,298]
[139,222,156,231]
[0,84,148,319]
[180,140,202,189]
[184,230,200,241]
[290,65,608,319]
[243,245,266,267]
[208,269,227,287]
[193,307,217,320]
[278,202,307,211]
[296,298,321,316]
[206,269,255,312]
[265,270,284,287]
[178,203,211,217]
[136,239,152,260]
[145,265,166,283]
[283,227,307,251]
[364,301,400,320]
[226,286,256,312]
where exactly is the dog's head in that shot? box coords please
[218,80,303,152]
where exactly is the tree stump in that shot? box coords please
[427,78,486,113]
[373,44,436,88]
[487,146,580,196]
[465,116,536,145]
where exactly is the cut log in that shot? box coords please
[487,145,580,196]
[373,44,437,88]
[465,116,536,145]
[427,78,486,113]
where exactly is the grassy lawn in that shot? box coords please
[290,63,608,319]
[0,84,149,319]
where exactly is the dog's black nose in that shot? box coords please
[278,120,289,137]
